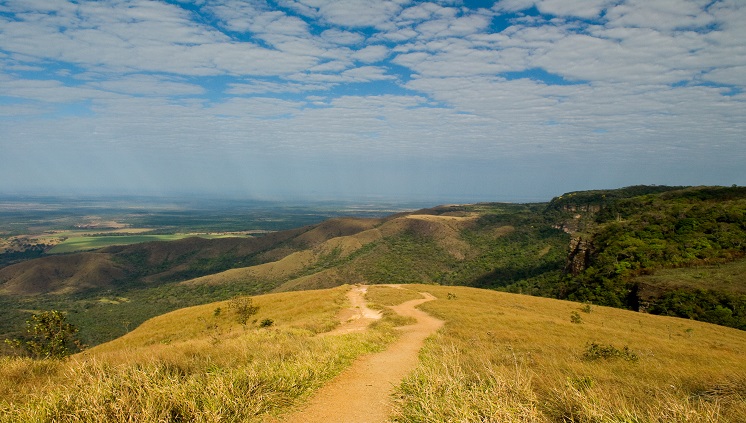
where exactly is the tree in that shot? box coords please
[229,296,259,326]
[5,310,83,359]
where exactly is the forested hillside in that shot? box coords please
[543,186,746,329]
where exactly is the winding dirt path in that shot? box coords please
[280,285,443,423]
[323,285,383,336]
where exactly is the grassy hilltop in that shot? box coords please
[2,285,745,422]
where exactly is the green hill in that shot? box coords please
[545,186,746,329]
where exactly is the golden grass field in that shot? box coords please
[0,286,400,422]
[394,285,746,422]
[2,284,745,422]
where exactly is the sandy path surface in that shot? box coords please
[324,285,382,336]
[279,286,443,423]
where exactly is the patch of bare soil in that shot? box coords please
[324,285,382,336]
[279,285,443,423]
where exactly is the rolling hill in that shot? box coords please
[1,185,745,349]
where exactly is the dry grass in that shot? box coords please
[0,252,124,295]
[364,285,426,327]
[0,285,401,422]
[3,284,745,422]
[181,227,383,289]
[393,285,746,423]
[366,285,426,307]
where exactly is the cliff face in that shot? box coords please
[548,203,599,276]
[565,236,593,276]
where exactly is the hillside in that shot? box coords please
[1,185,746,349]
[543,186,746,329]
[0,202,568,346]
[2,285,744,422]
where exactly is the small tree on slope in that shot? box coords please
[5,310,83,359]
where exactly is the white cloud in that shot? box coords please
[208,97,304,119]
[279,0,410,28]
[352,45,390,63]
[536,0,616,19]
[414,13,492,38]
[0,0,319,76]
[207,1,309,35]
[704,66,746,87]
[226,80,330,95]
[1,0,745,198]
[605,0,715,31]
[89,74,205,96]
[392,38,529,77]
[0,75,114,104]
[287,65,395,83]
[320,28,365,45]
[493,0,538,13]
[399,3,455,22]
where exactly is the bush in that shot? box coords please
[4,310,83,359]
[582,342,638,362]
[229,297,259,326]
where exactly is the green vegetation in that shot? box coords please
[0,282,274,349]
[47,234,247,254]
[355,230,458,284]
[0,247,46,267]
[634,259,746,294]
[229,296,259,326]
[4,311,82,359]
[345,203,568,291]
[551,186,746,329]
[582,342,638,362]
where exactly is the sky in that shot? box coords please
[1,0,745,203]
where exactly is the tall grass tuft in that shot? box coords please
[394,341,543,422]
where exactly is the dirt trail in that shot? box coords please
[324,285,382,336]
[280,285,443,423]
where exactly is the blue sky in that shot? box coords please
[1,0,744,202]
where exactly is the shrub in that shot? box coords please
[4,311,83,359]
[229,296,259,326]
[582,342,638,362]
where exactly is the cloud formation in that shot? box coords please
[0,0,744,201]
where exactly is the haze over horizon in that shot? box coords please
[1,0,744,203]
